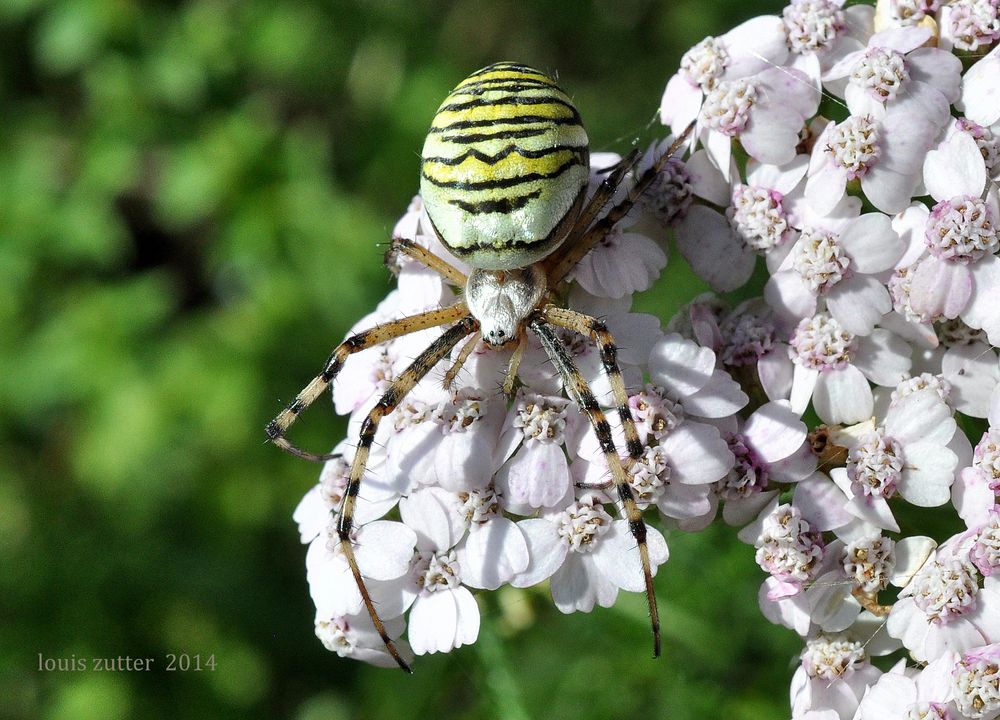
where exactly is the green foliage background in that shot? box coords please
[1,1,798,718]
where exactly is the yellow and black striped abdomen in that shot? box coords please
[420,62,590,270]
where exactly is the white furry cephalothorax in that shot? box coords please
[465,265,546,347]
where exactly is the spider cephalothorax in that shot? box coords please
[267,61,690,671]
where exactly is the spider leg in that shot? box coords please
[546,122,695,288]
[443,331,481,390]
[540,149,640,278]
[539,305,643,463]
[529,317,661,658]
[338,314,478,673]
[266,302,469,462]
[386,237,468,286]
[501,335,526,398]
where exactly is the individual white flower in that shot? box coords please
[784,312,911,424]
[765,212,905,336]
[314,612,410,668]
[887,544,1000,662]
[951,642,1000,719]
[790,634,882,720]
[452,484,530,591]
[493,390,580,512]
[828,389,957,533]
[512,493,669,613]
[825,26,961,121]
[940,0,1000,52]
[661,15,790,135]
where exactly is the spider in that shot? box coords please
[267,61,691,672]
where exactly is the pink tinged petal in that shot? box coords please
[759,577,812,635]
[511,518,567,587]
[898,442,957,507]
[722,15,789,78]
[606,312,664,367]
[924,131,987,202]
[674,205,756,291]
[942,341,1000,418]
[838,213,904,273]
[648,333,716,397]
[293,487,328,544]
[953,468,995,528]
[870,26,933,53]
[744,401,807,463]
[910,256,974,320]
[889,536,936,588]
[826,50,866,81]
[813,365,874,424]
[826,275,892,337]
[682,369,749,418]
[765,272,817,323]
[592,521,668,592]
[722,489,777,527]
[885,390,956,446]
[704,129,733,181]
[961,45,1000,127]
[747,155,809,195]
[355,521,419,580]
[686,149,731,205]
[495,443,570,509]
[794,471,854,531]
[388,421,442,489]
[399,488,464,552]
[854,328,912,387]
[740,105,801,167]
[458,519,529,590]
[990,384,1000,427]
[790,363,819,416]
[660,74,702,133]
[758,348,794,402]
[551,553,617,613]
[408,591,458,655]
[661,422,735,484]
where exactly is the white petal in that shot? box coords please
[550,554,614,613]
[838,213,904,273]
[924,131,987,201]
[681,369,749,418]
[942,341,1000,418]
[909,255,973,320]
[961,44,1000,126]
[898,443,956,507]
[592,521,668,592]
[790,363,819,416]
[452,586,481,648]
[399,487,464,552]
[889,536,936,588]
[408,592,458,655]
[884,389,955,446]
[458,518,529,590]
[826,275,891,337]
[758,348,794,402]
[674,205,756,291]
[494,443,570,509]
[686,148,731,205]
[510,519,567,587]
[793,471,854,531]
[854,329,912,387]
[356,520,418,581]
[813,365,874,424]
[661,421,735,484]
[293,487,330,544]
[744,401,807,463]
[648,333,716,397]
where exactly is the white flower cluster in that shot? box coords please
[657,1,1000,718]
[290,2,1000,708]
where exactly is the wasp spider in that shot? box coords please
[267,61,691,672]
